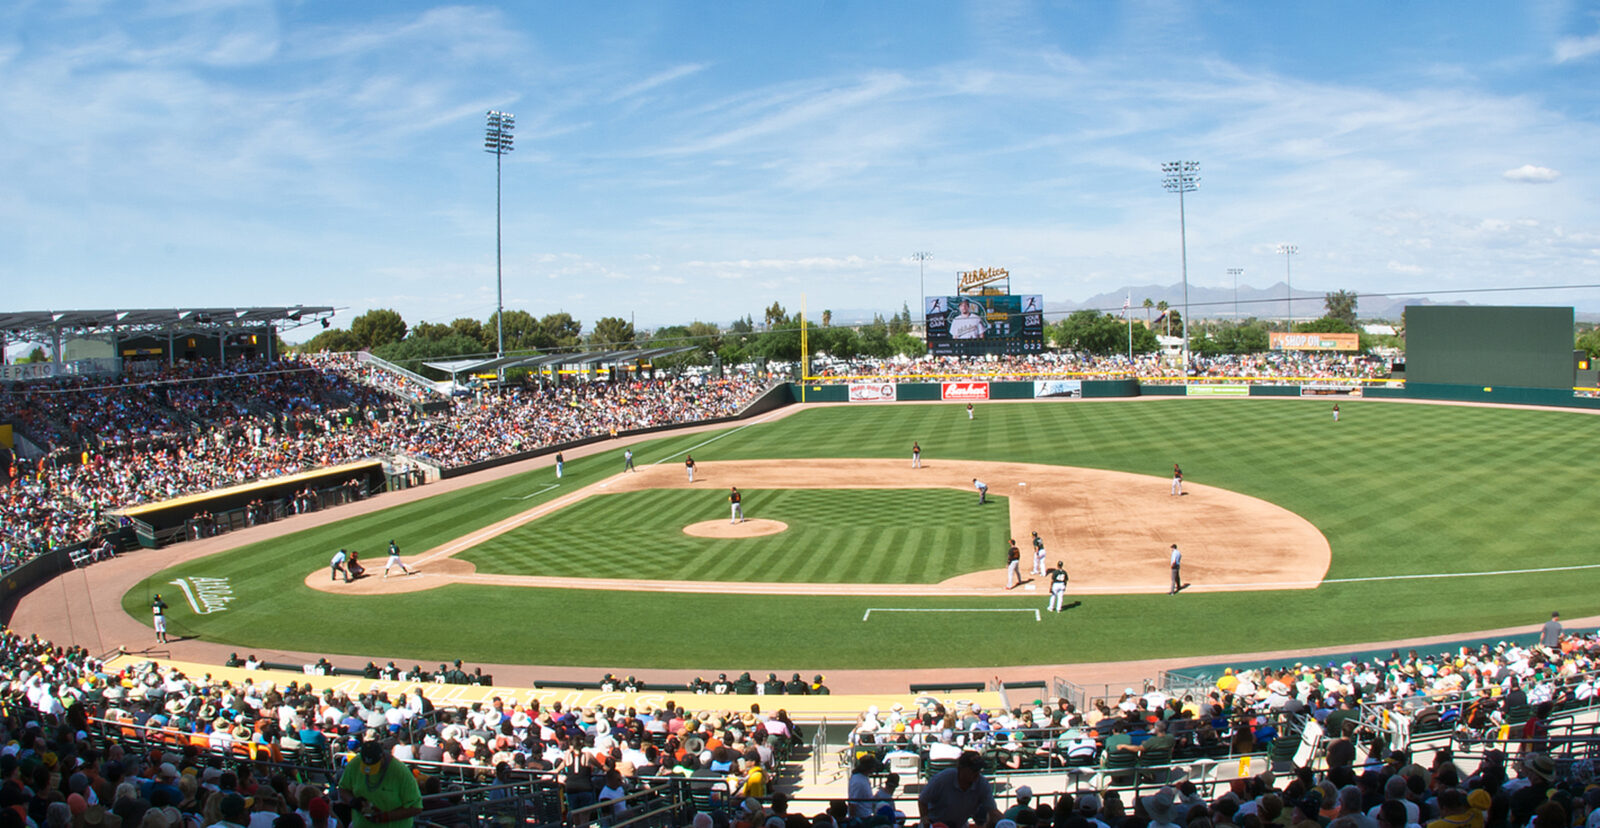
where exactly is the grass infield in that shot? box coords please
[462,488,1011,583]
[125,399,1600,669]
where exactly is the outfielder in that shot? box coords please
[1005,540,1021,589]
[555,452,564,479]
[151,594,169,643]
[973,478,988,505]
[729,486,744,523]
[1170,463,1183,496]
[686,454,696,482]
[1333,404,1340,422]
[1030,531,1047,575]
[383,540,412,578]
[1047,561,1068,612]
[967,402,975,420]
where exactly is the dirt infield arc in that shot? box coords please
[302,458,1331,597]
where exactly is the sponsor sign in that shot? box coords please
[847,383,897,402]
[1270,332,1360,352]
[941,381,991,401]
[1300,385,1362,397]
[1033,380,1082,399]
[1185,384,1249,397]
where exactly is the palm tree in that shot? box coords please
[1157,300,1170,336]
[1142,298,1154,327]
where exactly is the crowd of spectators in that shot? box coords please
[808,352,1393,385]
[0,355,774,571]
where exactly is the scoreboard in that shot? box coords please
[925,294,1045,356]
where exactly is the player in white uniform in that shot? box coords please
[1005,541,1021,589]
[151,594,169,643]
[912,442,921,469]
[729,487,744,523]
[686,455,696,482]
[383,540,412,578]
[1171,464,1183,496]
[950,299,986,339]
[1047,562,1068,612]
[1030,532,1047,576]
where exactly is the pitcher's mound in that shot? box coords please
[683,519,788,538]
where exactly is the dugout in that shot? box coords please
[114,459,387,548]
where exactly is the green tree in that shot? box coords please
[588,316,635,348]
[18,346,48,364]
[1577,327,1600,360]
[535,312,583,349]
[889,331,928,358]
[1324,290,1359,328]
[1295,316,1357,334]
[372,334,486,368]
[763,302,789,330]
[450,317,488,348]
[1143,298,1154,325]
[1212,319,1271,354]
[410,321,452,341]
[821,309,833,327]
[888,303,912,336]
[485,310,540,351]
[1157,301,1170,335]
[300,328,362,353]
[1051,310,1156,355]
[349,309,407,349]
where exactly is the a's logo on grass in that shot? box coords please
[171,577,235,615]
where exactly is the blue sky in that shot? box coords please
[2,1,1598,345]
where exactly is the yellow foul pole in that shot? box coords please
[800,293,807,403]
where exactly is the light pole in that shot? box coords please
[485,110,515,359]
[1277,244,1298,329]
[1162,161,1200,379]
[1227,268,1243,319]
[912,251,932,332]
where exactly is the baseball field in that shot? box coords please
[121,397,1599,670]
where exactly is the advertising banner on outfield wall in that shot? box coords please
[1033,380,1082,399]
[1270,332,1361,352]
[848,383,898,402]
[1301,385,1363,397]
[941,381,991,401]
[1186,384,1249,397]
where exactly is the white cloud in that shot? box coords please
[1502,164,1562,183]
[1554,31,1600,62]
[1386,261,1424,274]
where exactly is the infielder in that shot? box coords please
[555,452,564,478]
[151,594,169,643]
[729,486,744,523]
[686,455,696,482]
[912,441,921,469]
[383,540,412,578]
[1030,531,1047,575]
[973,478,988,505]
[1168,544,1183,595]
[1005,540,1021,589]
[624,448,635,472]
[330,548,350,582]
[1047,561,1068,612]
[1170,463,1183,496]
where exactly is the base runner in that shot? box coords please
[1047,562,1068,612]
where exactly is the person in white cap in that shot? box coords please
[1003,786,1037,823]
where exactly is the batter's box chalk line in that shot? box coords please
[863,607,1040,622]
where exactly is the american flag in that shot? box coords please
[1122,294,1130,319]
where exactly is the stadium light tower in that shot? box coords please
[912,251,932,331]
[1162,161,1199,379]
[485,110,515,359]
[1277,244,1298,328]
[1227,268,1243,319]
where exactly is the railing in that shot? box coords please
[0,357,122,382]
[357,352,449,399]
[1353,672,1600,750]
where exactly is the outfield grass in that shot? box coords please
[126,400,1600,669]
[462,488,1011,583]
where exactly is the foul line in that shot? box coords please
[864,608,1041,622]
[504,484,559,501]
[651,408,791,466]
[1069,562,1600,593]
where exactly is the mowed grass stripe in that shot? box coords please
[136,398,1600,669]
[461,488,1010,584]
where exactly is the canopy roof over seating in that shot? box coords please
[0,306,335,335]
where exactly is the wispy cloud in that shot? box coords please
[1503,164,1562,183]
[1554,29,1600,62]
[606,63,707,103]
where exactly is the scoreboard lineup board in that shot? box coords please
[924,294,1045,356]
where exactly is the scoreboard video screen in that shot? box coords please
[925,294,1045,356]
